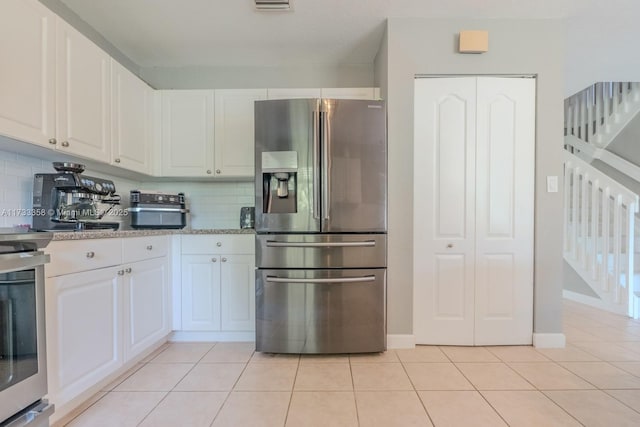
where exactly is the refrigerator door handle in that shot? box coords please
[266,240,376,248]
[266,276,376,284]
[321,109,330,224]
[313,110,320,220]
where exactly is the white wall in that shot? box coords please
[380,18,566,336]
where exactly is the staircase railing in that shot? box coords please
[565,82,640,148]
[564,151,639,317]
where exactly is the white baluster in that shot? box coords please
[581,91,588,140]
[602,187,611,291]
[587,89,593,142]
[580,172,589,268]
[591,179,599,280]
[612,197,622,303]
[571,167,579,261]
[594,83,602,138]
[628,203,637,317]
[613,82,620,121]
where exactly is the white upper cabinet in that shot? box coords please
[55,17,111,161]
[0,0,55,147]
[161,90,215,177]
[214,89,266,178]
[321,87,377,100]
[111,60,153,174]
[267,88,321,99]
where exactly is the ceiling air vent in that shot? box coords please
[255,0,292,11]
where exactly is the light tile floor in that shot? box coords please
[63,300,640,426]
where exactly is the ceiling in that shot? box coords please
[58,0,631,69]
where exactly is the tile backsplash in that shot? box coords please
[0,147,254,230]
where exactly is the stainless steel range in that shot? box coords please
[254,98,387,354]
[0,230,54,426]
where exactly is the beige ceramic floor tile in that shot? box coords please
[482,391,581,427]
[55,392,107,427]
[150,342,214,363]
[251,352,301,364]
[300,354,350,364]
[349,351,399,363]
[351,363,413,390]
[139,342,170,363]
[419,391,507,426]
[605,389,640,412]
[588,326,640,342]
[455,363,534,390]
[114,363,193,391]
[234,362,297,391]
[403,363,474,391]
[294,363,353,391]
[611,361,640,377]
[561,361,640,388]
[508,362,595,390]
[174,363,245,391]
[286,391,358,427]
[201,342,255,363]
[486,346,550,362]
[439,346,500,362]
[138,391,227,427]
[212,391,290,427]
[572,341,640,362]
[395,346,448,363]
[100,363,144,391]
[617,341,640,354]
[355,391,433,427]
[66,392,166,427]
[535,345,601,362]
[563,327,601,343]
[545,390,640,426]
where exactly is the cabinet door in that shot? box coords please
[220,254,255,331]
[111,60,153,174]
[123,258,170,361]
[0,0,55,147]
[267,88,321,99]
[55,17,111,161]
[321,88,376,100]
[46,267,121,404]
[181,254,221,330]
[214,89,266,177]
[161,90,214,177]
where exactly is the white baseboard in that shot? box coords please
[532,333,566,348]
[170,331,255,342]
[387,334,415,349]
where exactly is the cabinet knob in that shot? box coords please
[117,270,125,276]
[206,169,212,175]
[86,251,95,258]
[221,257,227,262]
[125,267,132,273]
[447,243,454,248]
[216,242,222,247]
[61,141,69,147]
[146,245,153,250]
[48,138,57,145]
[114,158,121,163]
[211,258,217,262]
[216,169,221,174]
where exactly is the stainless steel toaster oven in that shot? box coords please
[128,191,188,229]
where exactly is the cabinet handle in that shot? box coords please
[48,138,57,145]
[216,242,222,247]
[211,258,217,262]
[114,158,121,163]
[125,267,132,273]
[216,169,221,174]
[206,169,212,175]
[117,270,125,276]
[447,243,454,248]
[61,141,69,147]
[86,251,95,258]
[221,257,227,262]
[146,245,153,250]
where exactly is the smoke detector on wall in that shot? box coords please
[255,0,293,11]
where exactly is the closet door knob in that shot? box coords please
[48,138,57,145]
[61,141,69,147]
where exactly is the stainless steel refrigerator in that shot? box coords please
[254,98,387,354]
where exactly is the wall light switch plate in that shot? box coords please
[547,176,558,193]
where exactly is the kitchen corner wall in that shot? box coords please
[0,144,254,230]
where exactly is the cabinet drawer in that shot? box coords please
[46,238,122,277]
[122,235,168,263]
[181,234,254,255]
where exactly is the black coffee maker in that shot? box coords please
[32,162,121,231]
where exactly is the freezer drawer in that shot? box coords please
[256,233,387,269]
[256,268,386,354]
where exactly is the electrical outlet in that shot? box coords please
[547,176,558,193]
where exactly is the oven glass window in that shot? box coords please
[0,269,38,393]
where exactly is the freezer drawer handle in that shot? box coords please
[265,240,376,248]
[266,275,375,284]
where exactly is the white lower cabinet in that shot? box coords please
[220,254,255,331]
[181,254,221,331]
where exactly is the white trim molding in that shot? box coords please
[532,333,566,348]
[170,331,255,342]
[387,334,416,349]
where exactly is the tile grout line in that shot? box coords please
[282,354,302,427]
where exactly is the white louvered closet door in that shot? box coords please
[413,76,535,345]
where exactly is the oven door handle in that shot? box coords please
[0,252,50,273]
[4,401,55,427]
[266,275,375,284]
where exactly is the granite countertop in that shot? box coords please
[51,228,255,241]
